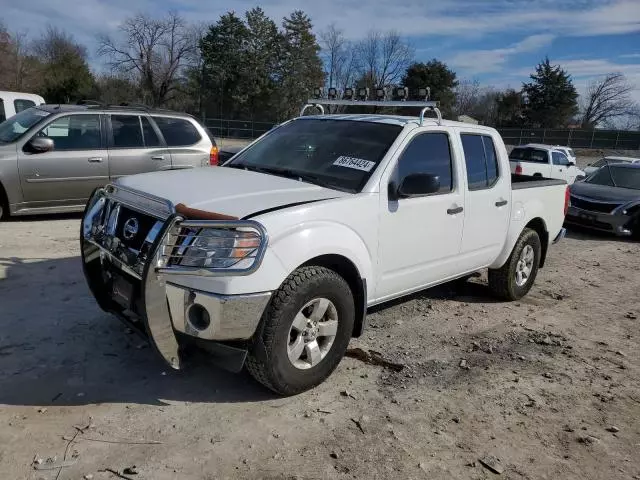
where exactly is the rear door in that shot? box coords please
[551,151,572,183]
[18,113,109,205]
[459,131,511,268]
[152,115,210,168]
[107,114,171,180]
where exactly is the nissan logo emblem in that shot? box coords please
[123,217,139,240]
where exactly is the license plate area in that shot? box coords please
[578,212,597,223]
[112,274,134,309]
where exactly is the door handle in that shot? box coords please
[495,200,508,207]
[88,157,103,163]
[447,206,463,215]
[151,155,165,161]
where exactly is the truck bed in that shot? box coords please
[511,174,567,190]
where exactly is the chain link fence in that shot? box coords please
[498,128,640,150]
[204,118,275,140]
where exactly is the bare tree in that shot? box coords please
[320,24,347,89]
[355,30,413,89]
[97,12,200,106]
[580,73,637,128]
[454,78,481,116]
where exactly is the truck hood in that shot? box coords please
[570,181,640,203]
[115,167,348,218]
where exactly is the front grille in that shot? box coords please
[115,206,158,251]
[570,195,620,214]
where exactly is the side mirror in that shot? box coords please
[397,173,440,198]
[568,161,576,167]
[28,137,54,153]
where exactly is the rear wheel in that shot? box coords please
[246,266,355,395]
[0,186,8,221]
[488,228,541,300]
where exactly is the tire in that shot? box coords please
[488,228,541,301]
[0,186,7,221]
[246,266,355,396]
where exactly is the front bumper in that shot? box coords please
[80,186,271,371]
[565,206,633,236]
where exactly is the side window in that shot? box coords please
[0,99,5,123]
[483,136,499,185]
[38,114,101,150]
[461,134,500,190]
[530,149,548,163]
[552,152,569,166]
[141,117,162,147]
[111,115,144,148]
[397,132,453,194]
[14,99,36,113]
[153,116,202,146]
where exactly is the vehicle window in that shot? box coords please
[509,147,548,163]
[397,132,453,194]
[552,152,570,166]
[587,166,640,190]
[38,114,101,150]
[461,134,500,190]
[0,107,50,144]
[0,99,5,123]
[14,99,36,113]
[111,115,144,148]
[141,117,162,147]
[483,136,499,185]
[153,117,201,146]
[228,118,402,193]
[567,148,575,157]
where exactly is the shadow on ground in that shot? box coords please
[0,255,273,407]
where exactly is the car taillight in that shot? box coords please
[515,164,523,175]
[564,186,570,216]
[209,146,219,166]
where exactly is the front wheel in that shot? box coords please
[488,228,541,300]
[246,266,355,395]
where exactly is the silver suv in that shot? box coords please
[0,104,218,219]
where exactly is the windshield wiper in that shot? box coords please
[229,164,354,193]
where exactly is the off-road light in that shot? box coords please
[312,88,322,99]
[343,88,354,100]
[375,87,386,100]
[393,87,408,100]
[357,87,369,100]
[417,87,430,100]
[328,87,338,99]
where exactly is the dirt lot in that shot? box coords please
[1,208,640,479]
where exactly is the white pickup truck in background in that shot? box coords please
[81,100,569,395]
[509,143,585,184]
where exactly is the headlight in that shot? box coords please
[178,228,261,269]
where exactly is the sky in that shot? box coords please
[3,0,640,101]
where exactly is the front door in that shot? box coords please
[107,114,171,180]
[18,113,109,205]
[376,130,465,301]
[458,132,511,268]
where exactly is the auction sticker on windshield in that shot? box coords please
[333,156,376,172]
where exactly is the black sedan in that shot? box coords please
[565,163,640,238]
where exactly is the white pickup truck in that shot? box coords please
[81,100,569,395]
[509,143,585,184]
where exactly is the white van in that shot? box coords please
[0,91,45,122]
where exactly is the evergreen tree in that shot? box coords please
[278,11,324,120]
[522,57,578,128]
[402,60,458,117]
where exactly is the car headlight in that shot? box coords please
[177,228,261,269]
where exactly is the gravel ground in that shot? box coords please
[1,200,640,479]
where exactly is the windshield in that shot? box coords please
[0,107,51,144]
[586,165,640,190]
[227,118,402,192]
